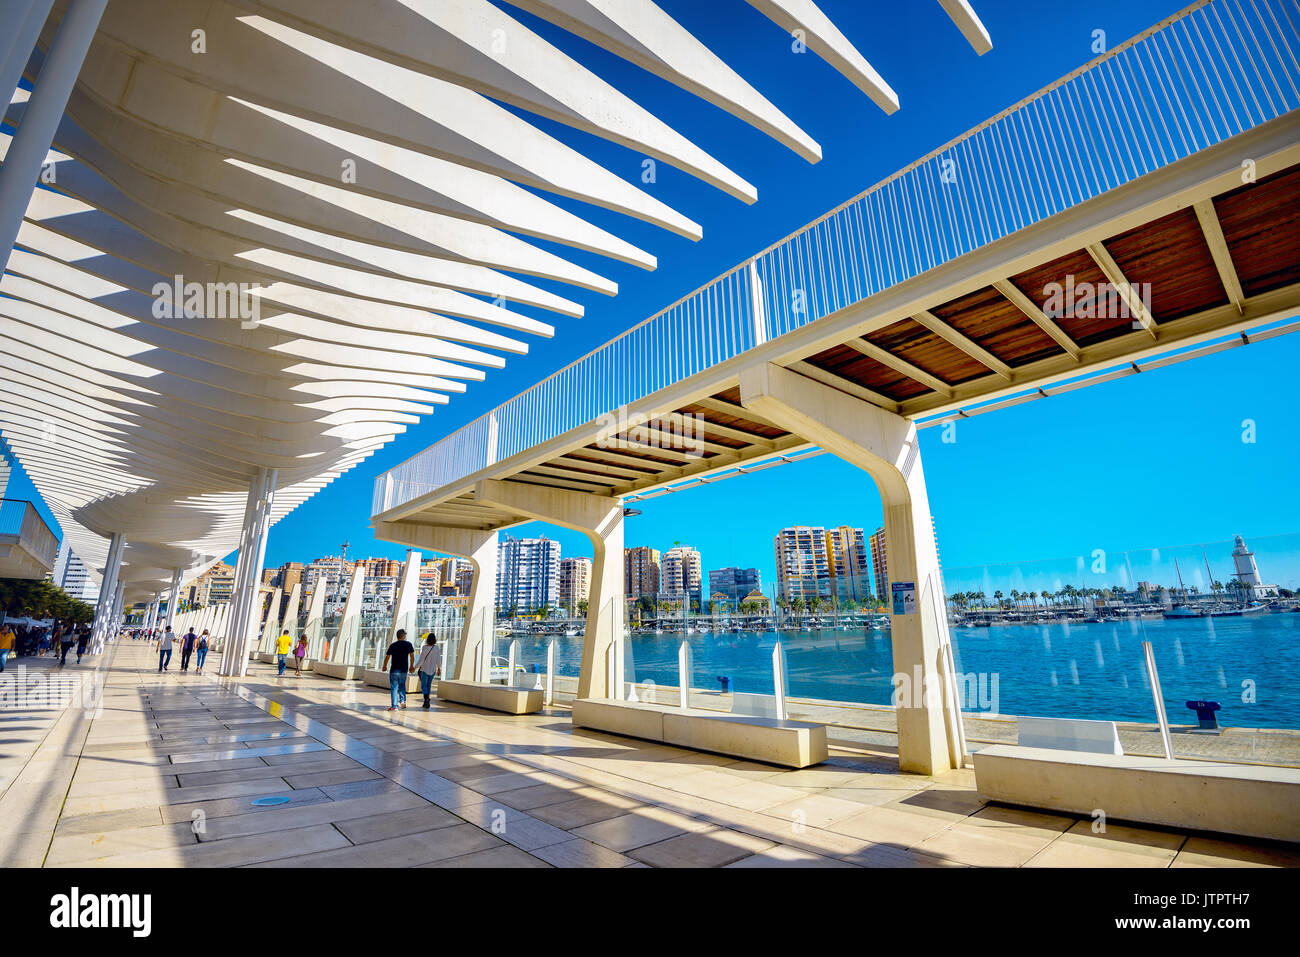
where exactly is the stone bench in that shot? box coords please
[973,744,1300,843]
[437,679,544,715]
[311,660,365,681]
[571,697,827,769]
[363,669,421,693]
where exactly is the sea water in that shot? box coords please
[502,612,1300,729]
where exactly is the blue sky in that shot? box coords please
[7,0,1298,591]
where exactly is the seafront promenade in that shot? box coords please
[2,640,1297,869]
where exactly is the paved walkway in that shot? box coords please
[5,641,1299,868]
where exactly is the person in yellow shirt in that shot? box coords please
[0,625,14,672]
[274,630,293,676]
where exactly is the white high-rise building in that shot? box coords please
[661,545,703,608]
[496,537,561,615]
[53,542,99,603]
[559,556,592,614]
[1230,535,1279,599]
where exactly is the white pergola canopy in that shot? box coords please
[0,0,989,604]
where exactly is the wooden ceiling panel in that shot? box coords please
[864,318,991,383]
[929,285,1063,366]
[803,343,932,400]
[1008,250,1130,347]
[1103,207,1227,322]
[1215,166,1300,297]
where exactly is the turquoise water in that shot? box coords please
[504,612,1300,729]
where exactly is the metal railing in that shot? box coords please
[373,0,1300,518]
[0,498,59,569]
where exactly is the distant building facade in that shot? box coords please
[660,545,702,608]
[624,546,661,602]
[53,543,99,603]
[559,556,591,613]
[869,527,888,603]
[496,536,561,614]
[708,566,762,603]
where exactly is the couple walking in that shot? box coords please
[383,630,441,711]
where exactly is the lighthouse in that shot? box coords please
[1230,535,1279,600]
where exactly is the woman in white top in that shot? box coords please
[414,633,442,709]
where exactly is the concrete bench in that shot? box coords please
[437,679,543,715]
[311,660,365,681]
[571,698,827,768]
[974,744,1300,843]
[1018,715,1122,755]
[363,669,422,693]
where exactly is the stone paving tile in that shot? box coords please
[159,786,331,824]
[81,823,352,868]
[197,790,426,842]
[420,845,552,868]
[628,827,776,867]
[281,766,381,790]
[1171,835,1300,868]
[759,793,874,830]
[46,821,200,866]
[569,808,699,852]
[530,837,636,868]
[249,822,503,868]
[54,806,165,836]
[452,801,574,851]
[334,804,464,843]
[531,794,646,830]
[725,844,859,868]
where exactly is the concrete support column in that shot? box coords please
[162,568,182,630]
[301,581,326,660]
[110,580,124,637]
[0,0,107,275]
[739,362,963,775]
[280,581,301,640]
[331,564,367,664]
[385,550,423,669]
[472,480,625,700]
[90,531,125,654]
[371,522,497,683]
[0,0,54,120]
[221,467,277,677]
[259,585,282,653]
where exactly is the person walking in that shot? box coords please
[157,626,176,672]
[57,625,76,666]
[195,630,210,674]
[274,630,293,676]
[179,628,197,672]
[37,628,50,657]
[292,634,307,676]
[382,629,415,711]
[0,623,14,673]
[413,633,442,709]
[75,626,89,664]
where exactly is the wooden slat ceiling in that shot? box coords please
[474,164,1300,505]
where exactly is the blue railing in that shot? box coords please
[374,0,1300,518]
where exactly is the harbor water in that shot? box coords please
[502,612,1300,730]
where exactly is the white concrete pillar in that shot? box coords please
[472,480,625,700]
[110,579,125,641]
[280,581,302,640]
[302,580,327,660]
[90,531,125,653]
[0,0,54,122]
[222,467,277,677]
[390,549,422,647]
[0,0,107,275]
[162,567,182,630]
[259,585,282,653]
[739,362,963,775]
[331,564,367,664]
[370,522,498,684]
